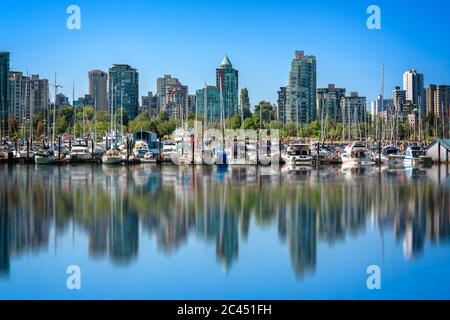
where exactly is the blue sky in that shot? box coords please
[1,0,449,107]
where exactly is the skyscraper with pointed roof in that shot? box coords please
[216,55,238,119]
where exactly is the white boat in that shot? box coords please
[382,145,404,166]
[282,143,314,166]
[403,146,432,166]
[341,141,375,166]
[161,141,177,162]
[15,148,35,159]
[102,149,123,165]
[34,151,57,165]
[133,140,152,159]
[94,146,105,157]
[69,145,92,161]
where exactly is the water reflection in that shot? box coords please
[0,164,449,278]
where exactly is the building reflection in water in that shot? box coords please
[0,163,449,277]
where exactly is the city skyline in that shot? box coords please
[1,0,449,108]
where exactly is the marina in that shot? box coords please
[1,134,449,167]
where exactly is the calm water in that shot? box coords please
[1,163,450,299]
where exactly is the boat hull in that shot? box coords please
[101,156,123,165]
[35,156,56,165]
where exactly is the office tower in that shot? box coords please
[435,85,450,119]
[285,51,317,124]
[403,69,425,114]
[340,92,367,123]
[426,85,437,116]
[0,52,9,134]
[88,70,108,110]
[216,55,239,119]
[277,87,287,123]
[109,64,139,119]
[392,86,407,114]
[195,85,221,123]
[316,84,346,123]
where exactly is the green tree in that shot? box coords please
[284,121,297,137]
[243,117,256,130]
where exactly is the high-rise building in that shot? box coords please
[188,94,196,115]
[25,75,49,116]
[0,52,9,134]
[403,69,425,114]
[109,64,139,119]
[88,70,108,110]
[142,91,159,117]
[195,85,221,123]
[370,95,393,118]
[216,55,238,119]
[166,81,188,120]
[74,94,95,108]
[55,93,70,107]
[156,75,178,111]
[316,84,346,123]
[426,85,437,116]
[434,85,450,119]
[8,73,50,126]
[156,75,189,119]
[7,71,24,124]
[285,51,317,124]
[340,92,366,123]
[392,86,407,114]
[276,87,287,123]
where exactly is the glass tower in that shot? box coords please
[286,51,317,124]
[108,64,139,119]
[216,55,238,119]
[196,85,221,124]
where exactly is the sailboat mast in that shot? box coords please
[94,84,97,147]
[52,73,57,146]
[204,83,208,130]
[72,81,76,138]
[27,70,33,145]
[296,99,299,137]
[110,79,114,138]
[120,91,123,134]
